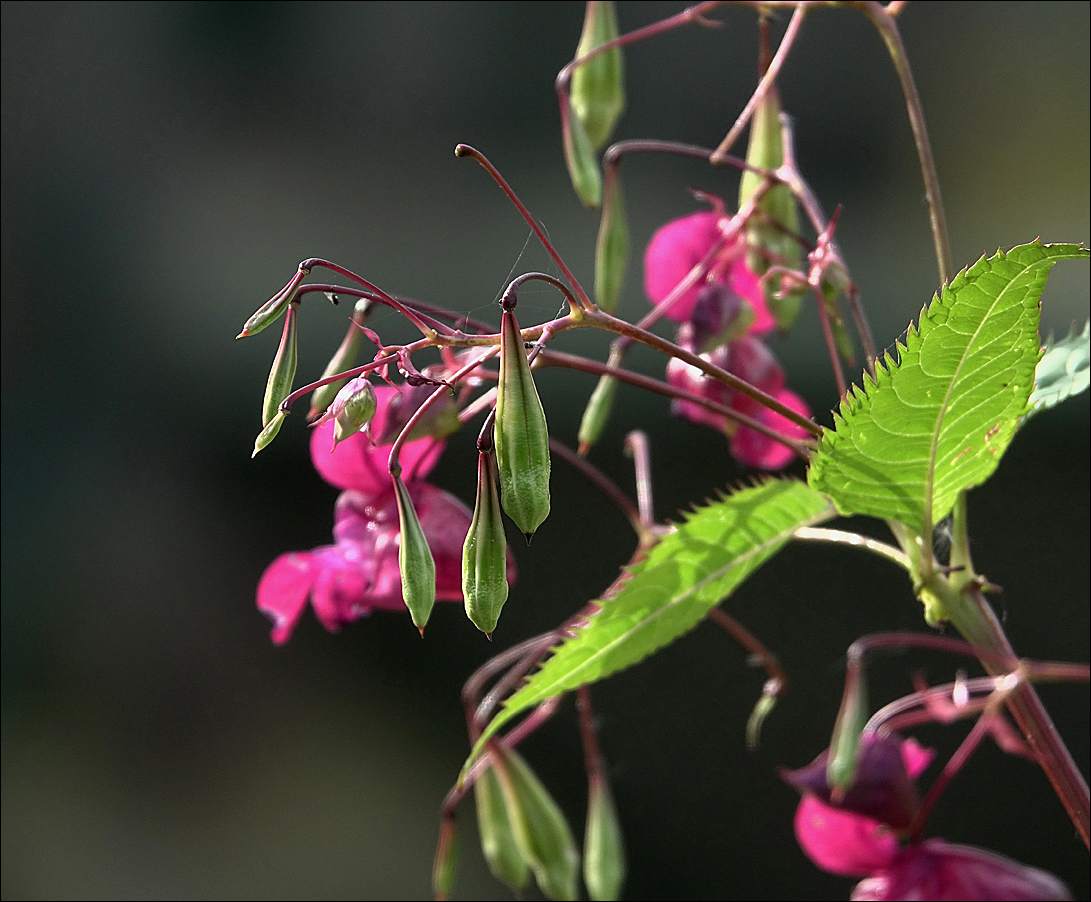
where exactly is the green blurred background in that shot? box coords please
[2,3,1088,899]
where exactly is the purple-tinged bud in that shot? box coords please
[571,1,625,151]
[475,761,531,892]
[321,375,378,450]
[377,378,460,445]
[393,473,436,635]
[462,450,509,636]
[494,309,551,539]
[307,299,370,420]
[583,778,626,902]
[689,283,754,352]
[261,304,298,427]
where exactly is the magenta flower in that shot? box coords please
[782,734,1071,901]
[665,332,811,470]
[257,385,515,644]
[643,210,775,332]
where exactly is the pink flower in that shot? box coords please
[643,210,775,333]
[665,332,811,470]
[782,734,1071,901]
[257,385,515,644]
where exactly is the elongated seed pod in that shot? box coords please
[261,304,298,426]
[475,760,530,892]
[463,450,509,636]
[393,474,436,635]
[493,309,551,539]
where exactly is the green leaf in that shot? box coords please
[465,480,832,762]
[808,241,1088,536]
[1028,320,1090,414]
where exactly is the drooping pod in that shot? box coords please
[393,474,436,635]
[474,759,530,893]
[261,302,298,427]
[493,307,551,540]
[462,449,510,636]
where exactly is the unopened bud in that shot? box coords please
[494,309,551,539]
[584,778,626,902]
[307,299,369,420]
[262,304,298,427]
[317,375,377,450]
[594,170,628,312]
[496,747,580,902]
[475,761,530,892]
[393,474,436,634]
[463,450,510,636]
[571,1,625,151]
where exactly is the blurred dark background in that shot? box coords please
[2,3,1088,899]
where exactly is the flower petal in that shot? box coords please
[730,387,811,470]
[644,211,722,321]
[851,839,1072,901]
[795,793,900,877]
[256,551,317,645]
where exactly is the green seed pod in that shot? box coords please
[577,373,617,456]
[307,299,369,420]
[474,761,530,893]
[261,304,298,427]
[432,817,460,900]
[562,99,603,209]
[827,664,868,791]
[571,1,625,152]
[738,85,804,331]
[329,375,378,449]
[251,409,287,458]
[583,779,626,902]
[594,169,628,313]
[496,748,580,902]
[237,269,306,339]
[494,309,551,540]
[463,450,509,636]
[393,474,436,635]
[820,264,857,366]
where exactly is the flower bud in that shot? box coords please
[463,450,510,636]
[496,747,580,902]
[738,85,804,330]
[562,98,603,209]
[571,1,625,152]
[594,170,628,312]
[326,375,378,449]
[494,309,551,540]
[577,372,617,456]
[393,474,436,634]
[583,778,626,902]
[261,304,298,427]
[474,761,531,892]
[251,409,287,458]
[307,299,369,420]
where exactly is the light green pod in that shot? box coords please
[261,304,298,426]
[577,373,617,456]
[307,299,369,420]
[571,1,625,152]
[562,100,603,209]
[475,761,530,893]
[827,666,868,791]
[251,409,287,458]
[393,474,436,634]
[463,450,509,636]
[431,818,459,900]
[584,779,626,902]
[594,171,628,313]
[494,309,551,540]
